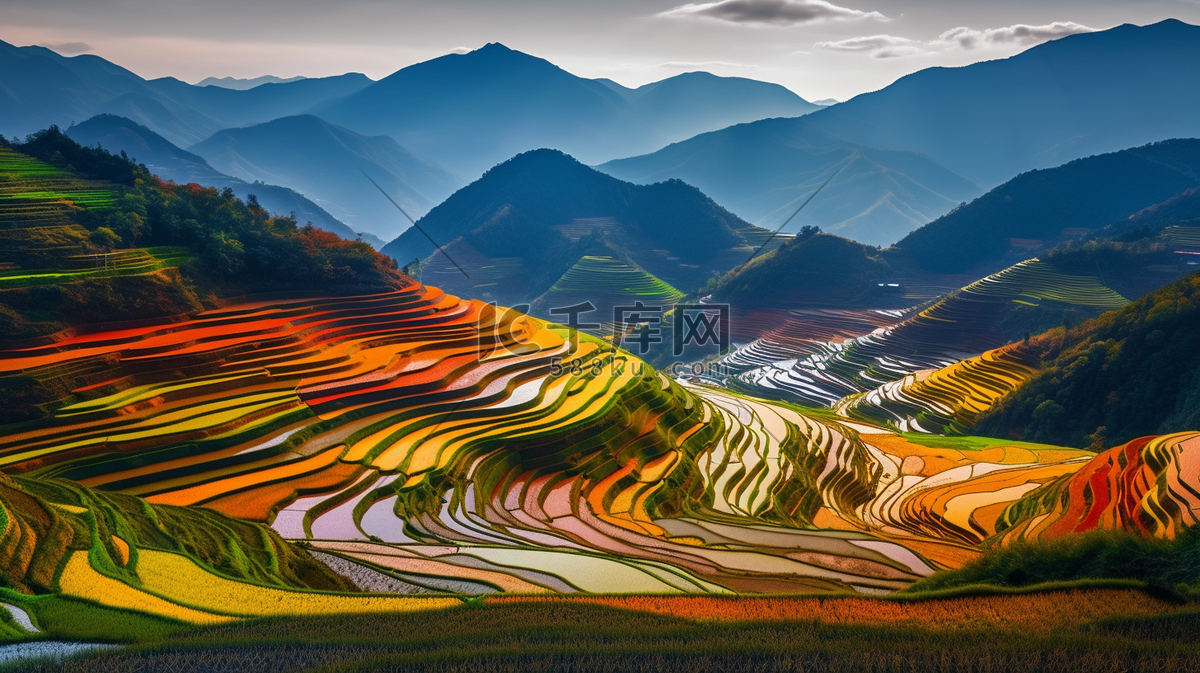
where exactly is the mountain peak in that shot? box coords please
[477,42,514,53]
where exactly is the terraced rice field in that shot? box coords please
[0,148,193,286]
[720,308,908,375]
[840,343,1040,434]
[0,247,190,287]
[1,277,1196,612]
[0,149,117,212]
[997,432,1200,543]
[735,259,1128,408]
[533,255,685,334]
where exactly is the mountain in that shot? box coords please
[712,231,895,310]
[972,270,1200,449]
[602,71,824,148]
[65,114,378,245]
[711,139,1200,310]
[197,75,307,89]
[599,119,981,246]
[0,38,372,147]
[382,149,772,308]
[188,115,463,241]
[803,19,1200,188]
[895,139,1200,275]
[601,20,1200,246]
[318,43,822,178]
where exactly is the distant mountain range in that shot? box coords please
[382,149,773,309]
[316,43,824,178]
[1,38,822,183]
[0,39,373,148]
[601,19,1200,244]
[6,21,1200,250]
[712,139,1200,310]
[188,115,463,240]
[598,119,981,247]
[65,114,380,246]
[197,75,307,90]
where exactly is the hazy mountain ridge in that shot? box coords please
[197,75,308,89]
[318,43,823,178]
[188,115,463,240]
[712,139,1200,309]
[600,20,1200,246]
[65,114,380,245]
[599,118,982,246]
[0,39,373,147]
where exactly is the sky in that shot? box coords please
[2,0,1199,101]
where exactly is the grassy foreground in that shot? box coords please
[6,587,1200,672]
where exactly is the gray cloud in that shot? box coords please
[937,22,1097,49]
[817,20,1098,59]
[658,0,887,27]
[39,41,94,54]
[815,34,931,58]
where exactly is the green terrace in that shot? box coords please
[0,247,191,288]
[0,148,118,212]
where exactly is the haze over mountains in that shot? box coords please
[711,139,1200,311]
[197,75,307,90]
[188,115,463,240]
[601,19,1200,243]
[4,20,1199,251]
[318,44,823,178]
[64,114,378,245]
[600,120,981,247]
[0,39,373,147]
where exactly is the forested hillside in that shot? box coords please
[973,271,1200,448]
[0,128,405,340]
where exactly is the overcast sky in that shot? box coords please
[2,0,1198,101]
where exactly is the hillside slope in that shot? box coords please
[972,270,1200,449]
[711,139,1200,311]
[895,139,1200,274]
[0,129,405,342]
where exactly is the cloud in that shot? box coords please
[657,0,887,27]
[39,41,94,55]
[816,21,1097,59]
[936,22,1097,49]
[815,34,926,58]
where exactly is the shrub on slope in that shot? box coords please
[910,528,1200,596]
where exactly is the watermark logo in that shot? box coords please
[672,304,728,356]
[476,302,534,359]
[613,301,663,354]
